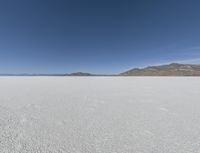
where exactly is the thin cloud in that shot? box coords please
[155,58,200,66]
[169,58,200,64]
[188,46,200,50]
[138,58,200,69]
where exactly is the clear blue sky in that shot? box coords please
[0,0,200,74]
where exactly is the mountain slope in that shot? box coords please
[120,63,200,76]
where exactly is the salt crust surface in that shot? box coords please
[0,77,200,153]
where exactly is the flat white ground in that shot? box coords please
[0,77,200,153]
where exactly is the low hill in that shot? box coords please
[68,72,93,76]
[120,63,200,76]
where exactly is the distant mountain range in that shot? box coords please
[1,63,200,76]
[67,72,94,76]
[67,72,113,76]
[120,63,200,76]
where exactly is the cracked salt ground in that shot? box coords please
[0,106,21,153]
[0,77,200,152]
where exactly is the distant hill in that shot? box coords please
[67,72,93,76]
[120,63,200,76]
[67,72,112,76]
[1,63,200,76]
[0,74,65,76]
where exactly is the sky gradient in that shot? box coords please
[0,0,200,74]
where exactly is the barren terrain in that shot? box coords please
[0,77,200,153]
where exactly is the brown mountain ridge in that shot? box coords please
[120,63,200,76]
